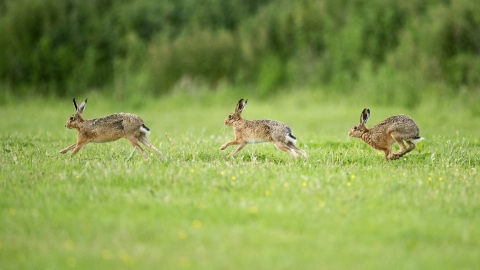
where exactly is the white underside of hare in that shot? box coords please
[92,138,121,143]
[245,135,296,144]
[246,138,269,144]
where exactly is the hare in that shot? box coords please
[59,98,165,160]
[220,99,307,160]
[348,108,423,161]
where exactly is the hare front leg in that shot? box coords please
[220,139,247,152]
[383,147,393,161]
[229,141,248,156]
[68,134,91,157]
[70,140,89,157]
[220,140,248,157]
[220,140,242,151]
[60,143,77,154]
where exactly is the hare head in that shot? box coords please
[65,98,87,130]
[224,99,247,126]
[348,108,370,138]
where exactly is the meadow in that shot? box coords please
[1,90,479,269]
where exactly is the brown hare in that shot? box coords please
[348,108,423,161]
[60,98,165,160]
[220,99,307,160]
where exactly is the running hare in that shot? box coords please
[220,99,307,159]
[348,108,423,161]
[60,98,165,160]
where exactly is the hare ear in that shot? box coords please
[77,99,88,114]
[236,99,248,113]
[73,98,78,111]
[361,108,370,124]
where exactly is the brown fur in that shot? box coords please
[348,108,423,161]
[60,98,165,160]
[220,99,307,159]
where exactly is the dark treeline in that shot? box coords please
[1,0,480,102]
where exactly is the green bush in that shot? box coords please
[0,0,120,95]
[0,0,479,103]
[149,29,240,94]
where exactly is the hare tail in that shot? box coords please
[286,132,297,144]
[140,124,151,134]
[411,137,424,144]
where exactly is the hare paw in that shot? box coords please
[388,153,401,160]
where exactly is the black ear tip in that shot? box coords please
[85,98,88,103]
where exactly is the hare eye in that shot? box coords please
[353,126,357,130]
[228,115,232,119]
[70,116,74,121]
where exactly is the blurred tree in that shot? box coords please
[0,0,479,100]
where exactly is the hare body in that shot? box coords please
[348,108,423,161]
[220,99,307,159]
[60,98,164,160]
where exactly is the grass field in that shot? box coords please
[1,90,479,269]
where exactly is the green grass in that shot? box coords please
[1,91,479,269]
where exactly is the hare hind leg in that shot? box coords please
[391,133,416,159]
[126,137,148,159]
[138,134,165,160]
[387,145,405,160]
[287,142,307,159]
[405,141,416,153]
[274,141,298,159]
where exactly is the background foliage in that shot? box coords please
[1,0,480,104]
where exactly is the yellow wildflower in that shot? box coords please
[192,220,202,229]
[178,230,187,239]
